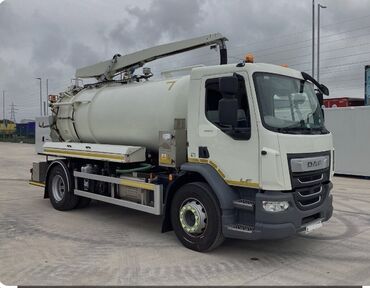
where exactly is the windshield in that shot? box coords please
[253,72,328,134]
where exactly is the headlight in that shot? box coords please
[262,201,289,212]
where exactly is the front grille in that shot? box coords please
[297,173,323,184]
[291,169,329,189]
[294,184,326,210]
[288,152,331,211]
[298,185,322,197]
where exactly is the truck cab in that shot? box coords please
[184,63,333,241]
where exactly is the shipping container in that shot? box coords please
[365,65,370,105]
[325,106,370,177]
[16,121,35,137]
[324,97,364,108]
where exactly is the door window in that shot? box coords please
[205,74,251,140]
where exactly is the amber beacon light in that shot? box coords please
[244,53,255,63]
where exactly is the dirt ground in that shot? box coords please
[1,142,370,286]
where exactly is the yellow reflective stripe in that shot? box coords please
[187,157,260,189]
[226,180,260,189]
[120,179,155,191]
[217,168,226,179]
[208,160,218,170]
[44,148,124,161]
[29,181,45,187]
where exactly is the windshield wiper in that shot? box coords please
[278,123,327,134]
[288,126,328,134]
[276,127,301,134]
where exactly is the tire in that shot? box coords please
[170,182,224,252]
[48,163,79,211]
[76,197,91,208]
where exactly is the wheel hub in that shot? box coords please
[52,175,65,202]
[179,200,207,235]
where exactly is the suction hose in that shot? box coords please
[116,163,153,174]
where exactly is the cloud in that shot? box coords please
[66,42,100,69]
[0,0,369,120]
[31,22,67,67]
[108,0,205,52]
[0,1,22,48]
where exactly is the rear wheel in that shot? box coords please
[171,182,224,252]
[48,164,79,211]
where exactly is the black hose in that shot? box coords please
[116,163,153,174]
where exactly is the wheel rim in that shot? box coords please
[51,175,66,202]
[179,198,207,236]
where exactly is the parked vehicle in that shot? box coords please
[30,33,334,252]
[0,120,16,135]
[324,97,364,108]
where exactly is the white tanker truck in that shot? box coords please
[30,33,334,252]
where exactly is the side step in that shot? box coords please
[73,171,163,215]
[226,224,255,233]
[233,199,255,211]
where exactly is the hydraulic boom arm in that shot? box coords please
[76,33,228,81]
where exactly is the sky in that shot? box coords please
[0,0,369,121]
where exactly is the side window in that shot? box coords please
[205,74,251,140]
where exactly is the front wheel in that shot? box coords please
[170,182,224,252]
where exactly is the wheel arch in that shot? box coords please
[161,162,238,233]
[44,159,71,199]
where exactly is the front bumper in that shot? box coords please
[223,182,333,240]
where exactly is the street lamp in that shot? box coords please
[312,0,315,77]
[317,3,327,83]
[46,78,49,116]
[2,90,5,123]
[36,78,42,116]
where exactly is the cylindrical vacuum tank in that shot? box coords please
[55,76,190,151]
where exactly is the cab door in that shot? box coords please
[188,72,260,189]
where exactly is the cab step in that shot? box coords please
[226,224,254,233]
[233,199,255,211]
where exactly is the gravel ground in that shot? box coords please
[1,142,370,286]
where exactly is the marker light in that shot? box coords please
[48,95,58,103]
[244,53,254,63]
[262,201,289,212]
[280,64,289,68]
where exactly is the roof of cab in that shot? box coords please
[190,62,303,80]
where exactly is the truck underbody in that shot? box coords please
[30,140,333,252]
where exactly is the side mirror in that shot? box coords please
[301,72,329,96]
[316,91,324,107]
[218,76,238,127]
[316,90,325,120]
[320,84,329,96]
